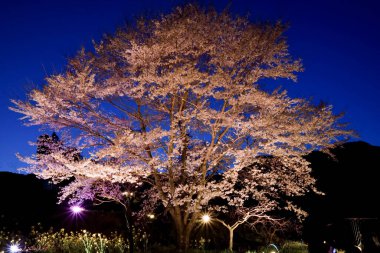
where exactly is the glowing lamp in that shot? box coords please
[70,205,84,214]
[9,243,21,253]
[201,214,211,223]
[122,191,134,197]
[147,213,155,219]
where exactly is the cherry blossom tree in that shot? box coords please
[35,133,138,253]
[205,156,313,251]
[11,5,351,250]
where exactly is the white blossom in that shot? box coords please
[11,5,351,249]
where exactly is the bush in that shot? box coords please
[281,240,308,253]
[0,226,128,253]
[32,229,128,253]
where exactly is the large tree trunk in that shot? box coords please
[177,225,192,251]
[171,207,196,251]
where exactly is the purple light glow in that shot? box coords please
[70,205,84,214]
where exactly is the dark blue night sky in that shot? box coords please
[1,0,379,172]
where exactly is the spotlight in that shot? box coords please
[70,205,84,214]
[9,243,21,253]
[201,214,211,223]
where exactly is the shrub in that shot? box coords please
[32,229,128,253]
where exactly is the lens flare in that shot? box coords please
[201,214,211,223]
[9,243,21,253]
[70,205,84,214]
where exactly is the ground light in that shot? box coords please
[269,243,279,252]
[201,214,211,223]
[68,204,86,230]
[122,191,134,197]
[9,243,21,253]
[70,205,84,214]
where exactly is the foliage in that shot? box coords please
[281,240,309,253]
[11,4,352,249]
[0,224,310,252]
[31,228,127,253]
